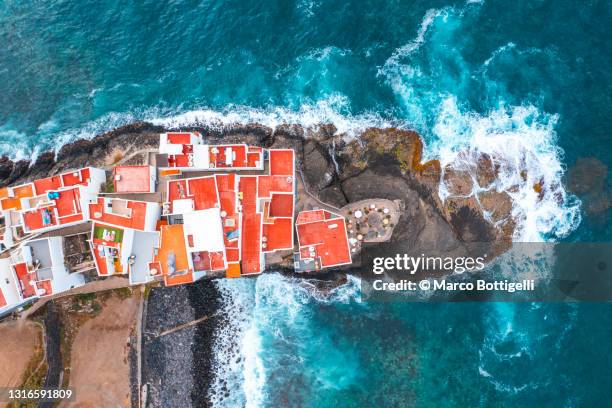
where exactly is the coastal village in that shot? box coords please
[0,131,399,317]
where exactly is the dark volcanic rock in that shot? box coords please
[0,156,14,181]
[5,159,30,185]
[302,140,335,191]
[318,184,348,207]
[32,151,56,174]
[446,196,496,243]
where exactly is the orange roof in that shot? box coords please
[226,263,241,278]
[155,224,194,286]
[113,166,153,193]
[160,169,181,177]
[296,210,351,268]
[1,183,34,211]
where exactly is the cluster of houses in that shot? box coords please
[0,132,352,316]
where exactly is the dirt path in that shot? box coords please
[21,277,131,320]
[0,320,42,387]
[61,292,140,408]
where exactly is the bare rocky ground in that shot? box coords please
[142,280,221,408]
[142,284,195,408]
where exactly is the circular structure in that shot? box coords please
[357,234,363,241]
[367,212,383,229]
[354,210,363,219]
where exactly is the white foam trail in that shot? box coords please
[383,8,446,67]
[242,323,265,408]
[0,93,403,162]
[149,95,399,139]
[208,278,256,408]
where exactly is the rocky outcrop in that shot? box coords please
[0,122,523,273]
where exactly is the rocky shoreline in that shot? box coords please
[4,121,538,407]
[2,120,518,269]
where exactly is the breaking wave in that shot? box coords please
[147,95,398,139]
[209,273,361,408]
[434,97,581,241]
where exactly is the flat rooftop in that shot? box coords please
[89,197,149,231]
[296,210,352,269]
[113,166,154,193]
[155,224,194,286]
[22,187,84,232]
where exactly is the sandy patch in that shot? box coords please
[0,320,42,387]
[62,292,140,408]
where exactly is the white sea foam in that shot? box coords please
[148,95,398,139]
[383,8,447,67]
[209,273,362,408]
[433,97,581,241]
[208,278,256,408]
[3,94,399,161]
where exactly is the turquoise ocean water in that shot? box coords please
[1,0,611,406]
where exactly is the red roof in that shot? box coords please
[269,150,294,176]
[12,262,52,298]
[269,193,294,218]
[89,198,149,231]
[0,286,6,308]
[167,176,219,213]
[296,210,351,268]
[239,176,262,274]
[167,132,195,144]
[22,187,84,232]
[33,168,92,195]
[263,218,293,252]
